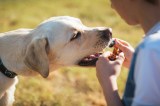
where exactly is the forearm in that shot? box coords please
[100,77,124,106]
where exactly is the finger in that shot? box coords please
[114,52,125,65]
[97,51,112,63]
[96,55,108,66]
[102,51,112,57]
[115,38,130,46]
[115,39,129,51]
[118,52,125,60]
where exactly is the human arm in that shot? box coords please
[96,52,125,106]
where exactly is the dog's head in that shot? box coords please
[24,16,112,78]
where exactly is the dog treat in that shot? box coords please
[108,40,121,61]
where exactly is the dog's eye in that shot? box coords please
[70,31,81,41]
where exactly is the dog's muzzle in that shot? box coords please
[99,28,112,41]
[78,28,112,67]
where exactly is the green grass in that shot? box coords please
[0,0,143,106]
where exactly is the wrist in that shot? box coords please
[100,76,118,92]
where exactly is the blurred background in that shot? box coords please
[0,0,143,106]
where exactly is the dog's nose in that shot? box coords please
[100,28,112,40]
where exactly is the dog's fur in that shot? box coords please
[0,16,111,106]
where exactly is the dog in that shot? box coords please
[0,16,112,106]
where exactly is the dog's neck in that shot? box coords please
[0,29,61,77]
[0,29,38,76]
[0,59,17,78]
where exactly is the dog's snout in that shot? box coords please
[100,28,112,40]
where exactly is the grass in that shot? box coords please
[0,0,143,106]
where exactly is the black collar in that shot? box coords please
[0,59,17,78]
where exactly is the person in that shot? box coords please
[96,0,160,106]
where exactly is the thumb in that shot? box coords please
[114,52,125,65]
[102,51,112,57]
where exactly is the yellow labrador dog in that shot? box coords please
[0,16,112,106]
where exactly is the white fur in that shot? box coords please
[0,16,111,106]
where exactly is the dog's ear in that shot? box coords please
[24,37,49,78]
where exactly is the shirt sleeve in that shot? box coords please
[132,45,160,106]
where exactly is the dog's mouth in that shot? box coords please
[78,53,102,67]
[77,39,115,67]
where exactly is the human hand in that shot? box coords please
[114,38,134,68]
[96,52,125,106]
[96,51,125,84]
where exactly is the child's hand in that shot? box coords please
[114,38,134,68]
[96,51,125,84]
